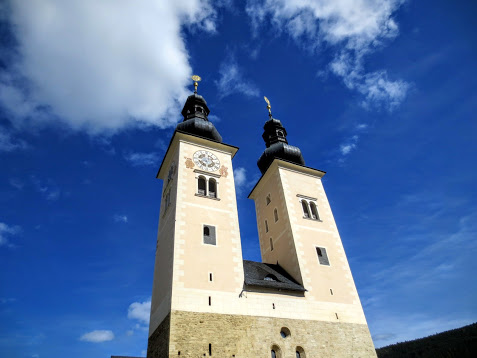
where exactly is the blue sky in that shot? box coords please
[1,0,476,357]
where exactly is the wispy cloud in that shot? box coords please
[371,313,473,348]
[0,222,20,248]
[79,330,114,343]
[114,215,128,223]
[0,1,219,134]
[9,178,24,190]
[340,135,359,156]
[233,167,258,196]
[31,176,61,201]
[215,54,260,99]
[331,55,409,109]
[123,152,159,167]
[0,126,28,152]
[246,0,409,109]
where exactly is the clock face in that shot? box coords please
[193,150,220,172]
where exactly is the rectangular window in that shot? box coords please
[209,273,213,281]
[208,296,211,306]
[316,247,330,266]
[203,225,216,245]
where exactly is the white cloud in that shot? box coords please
[114,215,128,223]
[1,0,219,134]
[215,54,260,99]
[0,222,20,248]
[234,167,248,188]
[246,0,409,109]
[127,300,151,324]
[80,330,114,343]
[123,151,159,167]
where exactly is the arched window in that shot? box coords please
[270,237,274,251]
[198,176,206,195]
[296,346,305,358]
[274,208,279,222]
[208,178,216,198]
[271,345,281,358]
[301,200,310,218]
[310,202,319,220]
[277,130,284,138]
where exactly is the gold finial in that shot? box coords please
[191,75,201,94]
[264,96,272,118]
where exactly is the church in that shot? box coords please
[116,77,377,358]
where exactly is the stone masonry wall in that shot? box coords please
[167,310,377,358]
[147,313,171,358]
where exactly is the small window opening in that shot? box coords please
[274,208,278,222]
[277,130,284,137]
[209,273,213,282]
[270,237,274,251]
[265,220,269,233]
[330,288,333,295]
[316,247,330,265]
[335,312,339,319]
[198,176,206,195]
[208,296,211,306]
[310,202,319,220]
[208,178,216,198]
[203,225,216,245]
[301,200,310,218]
[209,343,212,356]
[272,303,275,309]
[178,352,181,356]
[271,350,276,358]
[280,327,290,338]
[266,194,271,205]
[296,352,301,358]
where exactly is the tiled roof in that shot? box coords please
[243,260,306,292]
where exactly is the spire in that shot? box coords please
[176,75,222,142]
[257,96,305,174]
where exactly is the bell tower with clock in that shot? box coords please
[147,77,246,357]
[138,76,376,358]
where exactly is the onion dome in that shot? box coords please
[257,97,305,174]
[175,75,222,142]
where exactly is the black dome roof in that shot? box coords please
[257,117,305,174]
[176,93,222,142]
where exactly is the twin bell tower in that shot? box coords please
[143,76,376,358]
